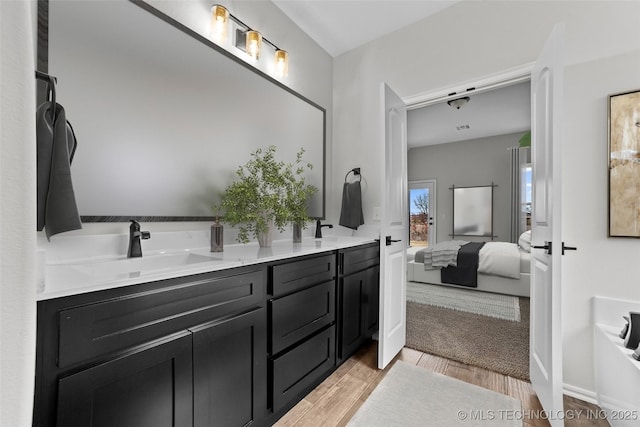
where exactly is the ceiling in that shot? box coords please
[407,81,531,148]
[271,0,460,57]
[270,0,530,148]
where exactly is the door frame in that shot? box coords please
[408,179,437,247]
[401,57,567,398]
[404,63,533,110]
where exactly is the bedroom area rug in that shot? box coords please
[347,360,522,427]
[406,281,521,321]
[406,283,530,381]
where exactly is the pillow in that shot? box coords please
[518,230,531,252]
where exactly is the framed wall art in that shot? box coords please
[451,184,496,239]
[608,89,640,237]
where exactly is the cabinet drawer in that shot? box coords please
[270,253,335,297]
[341,244,379,276]
[271,325,335,413]
[58,268,265,369]
[270,280,335,354]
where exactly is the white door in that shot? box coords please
[409,180,436,247]
[378,83,408,369]
[530,23,565,426]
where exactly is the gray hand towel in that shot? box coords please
[339,181,364,230]
[36,102,82,239]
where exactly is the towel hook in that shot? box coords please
[344,167,361,183]
[35,71,57,122]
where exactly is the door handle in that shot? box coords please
[562,242,577,255]
[532,241,552,255]
[385,236,401,246]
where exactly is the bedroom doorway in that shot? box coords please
[409,180,436,248]
[402,67,534,385]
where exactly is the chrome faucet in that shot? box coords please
[315,219,333,238]
[127,220,150,258]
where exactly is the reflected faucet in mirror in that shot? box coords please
[127,220,151,258]
[315,219,333,238]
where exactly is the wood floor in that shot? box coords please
[274,340,610,427]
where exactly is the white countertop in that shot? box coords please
[39,236,376,301]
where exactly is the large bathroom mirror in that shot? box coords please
[40,0,325,221]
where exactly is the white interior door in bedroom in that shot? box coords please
[530,23,565,426]
[378,83,408,369]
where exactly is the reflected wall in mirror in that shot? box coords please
[41,0,325,221]
[452,185,494,238]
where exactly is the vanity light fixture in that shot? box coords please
[210,5,229,43]
[447,96,470,110]
[274,49,289,78]
[219,4,289,76]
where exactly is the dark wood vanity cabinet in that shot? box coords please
[34,244,379,427]
[34,265,267,427]
[337,243,380,363]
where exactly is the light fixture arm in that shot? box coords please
[212,4,288,76]
[227,12,281,52]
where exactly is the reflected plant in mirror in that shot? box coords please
[216,146,317,246]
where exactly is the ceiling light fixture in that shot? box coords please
[447,96,470,110]
[211,4,289,77]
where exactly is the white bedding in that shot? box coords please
[477,242,521,279]
[415,241,525,279]
[406,241,531,297]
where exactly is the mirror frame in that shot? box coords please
[36,0,326,222]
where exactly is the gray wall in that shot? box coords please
[408,132,523,243]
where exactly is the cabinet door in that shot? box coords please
[339,272,364,360]
[363,266,380,338]
[56,332,193,427]
[192,308,267,427]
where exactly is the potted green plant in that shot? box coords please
[216,145,317,247]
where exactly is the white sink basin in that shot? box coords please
[316,235,368,244]
[71,252,216,277]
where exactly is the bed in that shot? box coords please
[407,232,531,297]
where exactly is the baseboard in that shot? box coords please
[563,383,598,405]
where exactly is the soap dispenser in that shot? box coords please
[211,217,223,252]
